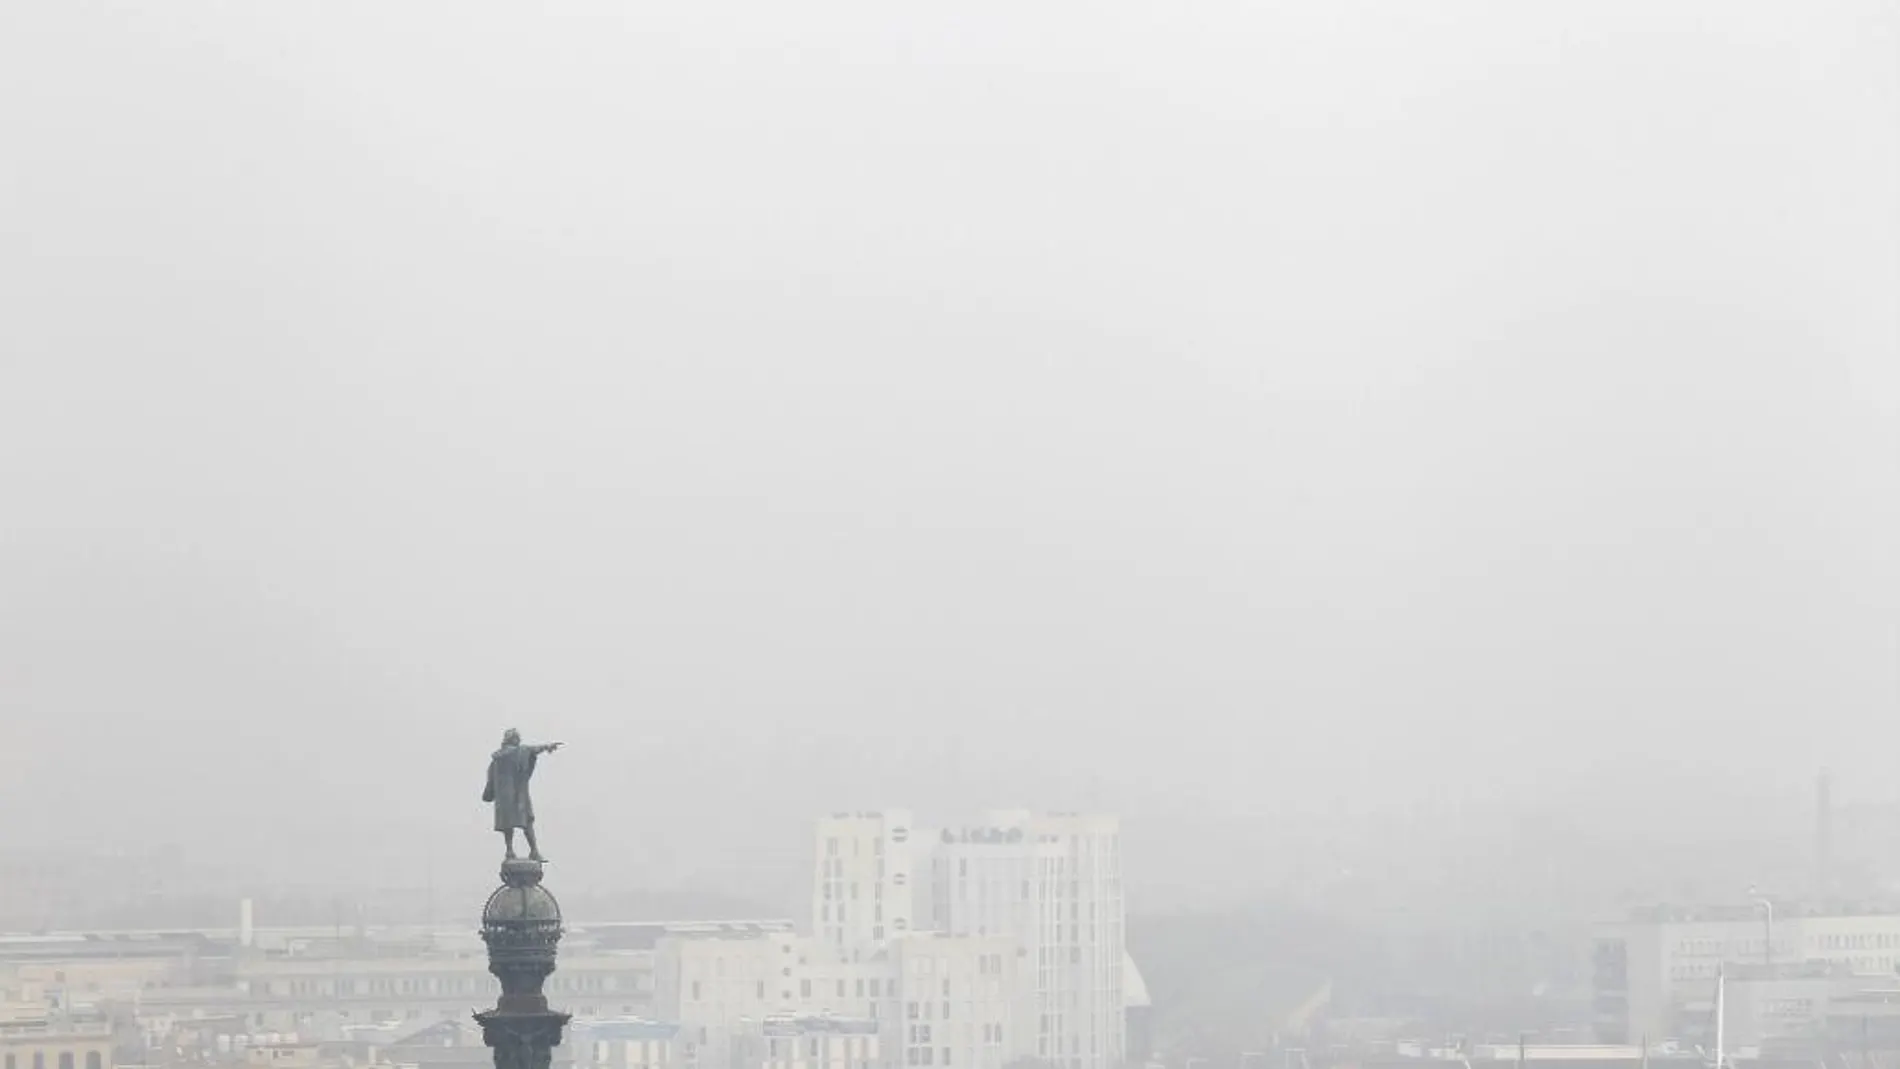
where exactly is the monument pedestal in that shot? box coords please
[476,859,568,1069]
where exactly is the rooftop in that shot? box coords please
[569,1019,679,1041]
[1626,903,1900,924]
[760,1015,880,1037]
[1724,961,1860,982]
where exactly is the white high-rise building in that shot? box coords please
[951,812,1123,1069]
[907,811,1126,1069]
[666,809,1126,1069]
[814,811,923,955]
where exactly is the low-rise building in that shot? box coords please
[745,1015,879,1069]
[379,1019,500,1069]
[1595,903,1900,1042]
[654,928,1021,1069]
[0,1010,113,1069]
[241,1042,319,1069]
[654,930,895,1069]
[570,1019,679,1069]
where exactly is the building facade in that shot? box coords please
[0,1010,113,1069]
[676,811,1126,1069]
[814,813,921,955]
[929,813,1124,1069]
[570,1018,681,1069]
[745,1015,880,1069]
[1595,903,1900,1043]
[889,935,1017,1069]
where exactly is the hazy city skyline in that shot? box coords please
[2,1,1895,902]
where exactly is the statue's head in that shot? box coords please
[502,728,521,747]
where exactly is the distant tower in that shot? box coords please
[475,860,568,1069]
[1815,769,1834,898]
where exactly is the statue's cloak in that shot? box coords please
[483,744,539,831]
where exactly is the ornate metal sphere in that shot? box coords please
[480,858,565,1002]
[482,882,562,925]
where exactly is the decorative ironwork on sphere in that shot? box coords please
[475,859,569,1069]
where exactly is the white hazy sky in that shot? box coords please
[2,2,1895,898]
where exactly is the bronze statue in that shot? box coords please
[483,729,562,862]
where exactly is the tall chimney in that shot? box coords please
[1815,769,1834,898]
[239,898,255,948]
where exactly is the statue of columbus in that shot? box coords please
[483,728,562,862]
